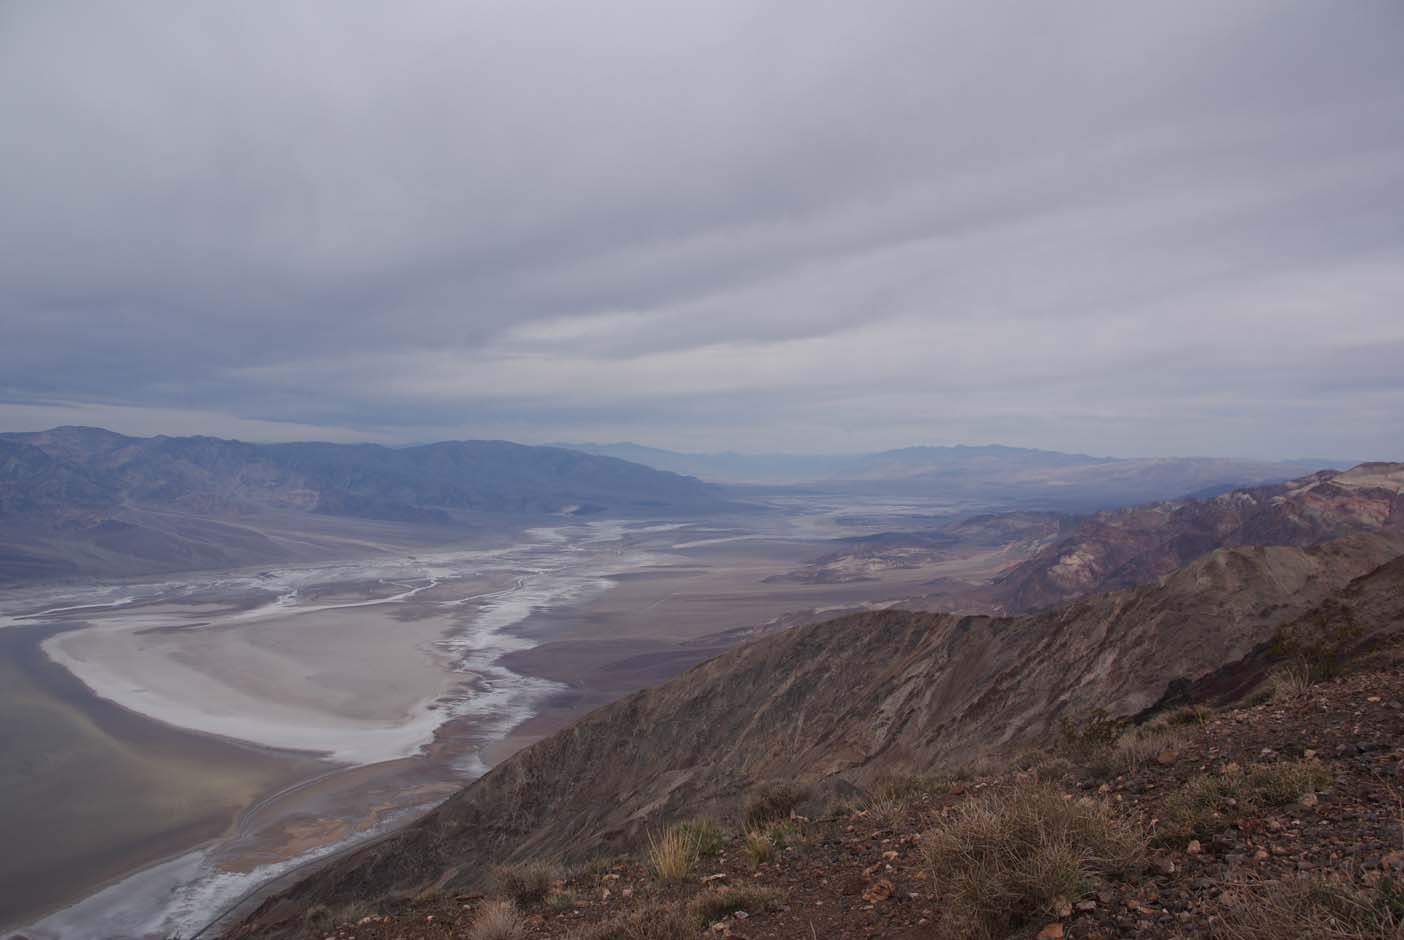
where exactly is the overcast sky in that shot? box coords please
[2,1,1402,458]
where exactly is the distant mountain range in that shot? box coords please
[975,462,1404,613]
[559,441,1335,509]
[0,427,727,582]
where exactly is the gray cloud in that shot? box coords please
[2,0,1402,458]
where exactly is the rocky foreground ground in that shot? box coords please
[288,648,1404,940]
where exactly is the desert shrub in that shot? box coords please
[491,860,560,906]
[1215,876,1404,940]
[1058,708,1127,759]
[573,901,695,940]
[688,885,781,924]
[742,782,811,828]
[923,783,1145,939]
[742,828,775,866]
[645,824,698,881]
[470,899,527,940]
[676,818,726,856]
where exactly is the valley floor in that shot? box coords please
[293,653,1404,940]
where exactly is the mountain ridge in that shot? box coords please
[228,524,1404,937]
[0,427,729,582]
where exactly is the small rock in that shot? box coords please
[1300,792,1319,808]
[703,873,727,884]
[1036,923,1065,940]
[1187,839,1203,855]
[882,850,899,861]
[1076,900,1098,912]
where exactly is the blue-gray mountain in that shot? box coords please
[0,427,727,582]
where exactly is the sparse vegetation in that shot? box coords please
[874,771,949,802]
[742,828,775,866]
[300,901,370,937]
[688,884,781,924]
[863,792,911,826]
[572,901,694,940]
[1159,759,1333,843]
[645,824,698,881]
[1242,758,1333,805]
[675,817,726,856]
[922,783,1146,939]
[1215,876,1404,940]
[546,888,579,913]
[1266,662,1315,702]
[1163,703,1213,726]
[1058,708,1129,764]
[742,781,811,828]
[469,899,527,940]
[491,860,561,906]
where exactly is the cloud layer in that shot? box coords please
[3,0,1402,457]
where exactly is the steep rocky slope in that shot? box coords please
[980,462,1404,614]
[248,661,1404,940]
[229,531,1404,937]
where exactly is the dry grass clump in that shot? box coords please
[688,884,781,924]
[645,824,699,881]
[1159,759,1332,843]
[1008,748,1076,779]
[863,792,911,827]
[923,783,1145,939]
[1216,876,1404,940]
[874,771,949,802]
[1243,758,1333,805]
[490,860,561,906]
[469,898,527,940]
[1163,704,1213,726]
[572,901,695,940]
[546,887,579,912]
[742,828,775,866]
[675,818,726,857]
[742,781,811,828]
[1266,662,1315,702]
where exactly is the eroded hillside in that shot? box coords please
[229,529,1404,937]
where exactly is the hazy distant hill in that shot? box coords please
[0,427,728,582]
[977,462,1404,614]
[560,441,1330,509]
